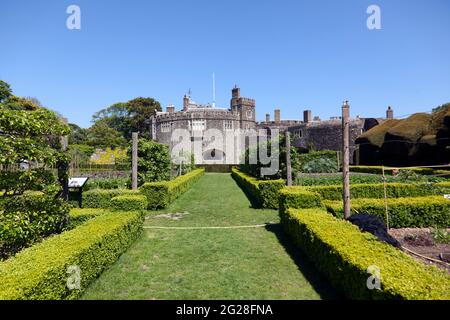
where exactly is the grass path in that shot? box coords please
[82,173,337,300]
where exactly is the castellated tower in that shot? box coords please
[230,86,256,129]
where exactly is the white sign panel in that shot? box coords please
[68,178,89,188]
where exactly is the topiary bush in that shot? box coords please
[110,195,148,211]
[0,210,144,300]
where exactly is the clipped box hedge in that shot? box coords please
[140,168,205,209]
[110,195,148,211]
[280,207,450,300]
[67,208,107,229]
[83,189,141,209]
[304,181,450,201]
[231,168,285,209]
[0,210,144,300]
[350,165,449,176]
[279,187,323,212]
[324,196,450,228]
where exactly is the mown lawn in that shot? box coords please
[82,173,337,299]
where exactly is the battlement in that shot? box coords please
[237,97,256,106]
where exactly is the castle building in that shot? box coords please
[149,86,392,165]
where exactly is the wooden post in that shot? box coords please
[382,166,389,230]
[342,101,351,219]
[286,131,292,186]
[58,118,69,201]
[132,132,138,190]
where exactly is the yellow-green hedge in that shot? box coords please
[140,169,205,209]
[83,189,140,209]
[350,165,449,176]
[110,195,148,211]
[304,181,450,201]
[280,207,450,300]
[231,168,285,209]
[0,210,144,300]
[324,196,450,228]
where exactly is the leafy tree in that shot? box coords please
[0,80,12,102]
[432,102,450,114]
[86,121,127,148]
[127,138,170,186]
[0,83,70,258]
[92,97,162,139]
[68,123,89,145]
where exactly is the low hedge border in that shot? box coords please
[324,196,450,228]
[350,165,449,176]
[278,187,323,212]
[304,181,450,201]
[66,208,107,229]
[83,189,141,209]
[110,195,148,211]
[0,210,144,300]
[280,207,450,300]
[231,168,285,209]
[140,169,205,209]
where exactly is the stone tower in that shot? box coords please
[230,86,255,129]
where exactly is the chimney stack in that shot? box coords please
[274,109,281,124]
[183,95,189,111]
[303,110,312,123]
[266,113,270,122]
[386,106,394,119]
[166,105,175,114]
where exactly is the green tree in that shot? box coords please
[92,97,161,139]
[68,123,89,145]
[0,80,12,102]
[127,138,170,186]
[86,121,127,148]
[0,83,70,258]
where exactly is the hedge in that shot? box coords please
[0,210,144,300]
[280,207,450,300]
[66,208,107,229]
[140,169,205,209]
[304,181,450,201]
[324,196,450,228]
[231,168,285,209]
[278,187,323,212]
[110,195,148,211]
[83,189,141,209]
[350,165,449,176]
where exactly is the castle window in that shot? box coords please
[190,119,206,131]
[294,130,303,138]
[161,122,171,133]
[224,120,233,131]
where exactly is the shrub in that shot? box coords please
[279,187,323,211]
[350,165,449,177]
[140,169,205,209]
[303,181,450,201]
[127,138,171,186]
[231,168,285,209]
[84,177,130,191]
[110,195,148,211]
[66,208,106,229]
[324,196,450,228]
[83,189,140,209]
[300,151,339,173]
[1,194,70,260]
[0,210,144,300]
[280,207,450,300]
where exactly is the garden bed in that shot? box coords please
[389,228,450,273]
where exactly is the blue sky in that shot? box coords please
[1,0,449,127]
